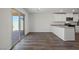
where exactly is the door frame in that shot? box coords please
[11,8,25,49]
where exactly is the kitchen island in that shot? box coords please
[51,25,75,41]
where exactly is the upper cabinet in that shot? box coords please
[73,14,79,22]
[53,14,66,21]
[53,13,79,22]
[66,13,73,17]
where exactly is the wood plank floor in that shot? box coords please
[13,32,79,50]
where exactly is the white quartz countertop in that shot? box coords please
[51,25,74,29]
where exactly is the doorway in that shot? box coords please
[11,9,25,46]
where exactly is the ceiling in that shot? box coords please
[25,8,79,14]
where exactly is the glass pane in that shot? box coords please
[12,16,19,45]
[13,16,19,31]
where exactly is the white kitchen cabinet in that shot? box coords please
[51,26,64,40]
[73,14,79,21]
[53,14,66,21]
[66,13,73,17]
[51,26,75,41]
[75,26,79,32]
[53,14,79,21]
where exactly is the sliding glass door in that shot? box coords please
[11,8,25,46]
[12,16,20,45]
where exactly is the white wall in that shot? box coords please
[29,13,53,32]
[0,8,29,50]
[0,8,12,49]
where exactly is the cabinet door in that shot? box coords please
[66,13,73,17]
[73,14,79,21]
[53,14,66,21]
[76,26,79,32]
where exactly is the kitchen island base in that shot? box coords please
[51,26,75,41]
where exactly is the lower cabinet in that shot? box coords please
[51,26,75,41]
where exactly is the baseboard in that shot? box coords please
[10,39,22,50]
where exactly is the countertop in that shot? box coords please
[51,25,74,29]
